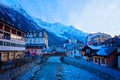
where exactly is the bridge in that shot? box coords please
[42,53,67,58]
[42,48,67,58]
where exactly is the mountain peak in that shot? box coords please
[0,4,88,46]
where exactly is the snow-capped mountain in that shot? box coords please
[34,18,88,43]
[0,4,88,46]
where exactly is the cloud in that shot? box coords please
[78,0,120,36]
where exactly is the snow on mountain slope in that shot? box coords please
[11,5,88,43]
[34,18,88,42]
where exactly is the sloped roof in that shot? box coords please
[56,48,66,52]
[96,47,117,56]
[88,45,101,50]
[41,49,53,52]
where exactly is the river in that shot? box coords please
[17,57,102,80]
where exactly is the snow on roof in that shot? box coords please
[88,45,101,50]
[96,48,108,56]
[56,48,66,52]
[42,49,52,52]
[96,47,117,56]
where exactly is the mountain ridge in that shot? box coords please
[0,4,88,46]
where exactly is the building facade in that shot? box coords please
[0,20,25,62]
[64,38,84,58]
[82,45,101,62]
[87,32,111,46]
[26,30,48,56]
[93,47,117,67]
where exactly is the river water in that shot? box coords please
[32,57,102,80]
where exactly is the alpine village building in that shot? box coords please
[0,20,26,62]
[63,38,84,58]
[26,30,48,56]
[82,35,120,67]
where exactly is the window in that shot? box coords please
[10,52,15,60]
[4,42,10,46]
[33,32,37,37]
[17,31,21,36]
[0,23,3,30]
[3,52,9,61]
[21,45,25,47]
[101,58,105,64]
[0,41,3,45]
[86,49,90,53]
[12,29,16,34]
[95,58,98,63]
[29,32,33,37]
[30,39,32,44]
[4,33,10,40]
[11,43,16,47]
[16,44,21,47]
[21,33,24,37]
[5,25,10,32]
[0,31,3,39]
[39,32,42,37]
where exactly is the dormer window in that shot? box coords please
[39,32,42,37]
[29,32,33,37]
[33,32,37,37]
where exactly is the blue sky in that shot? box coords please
[0,0,120,36]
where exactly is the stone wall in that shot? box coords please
[61,57,120,80]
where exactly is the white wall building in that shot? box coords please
[64,38,83,58]
[26,30,48,55]
[0,20,26,62]
[87,32,111,46]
